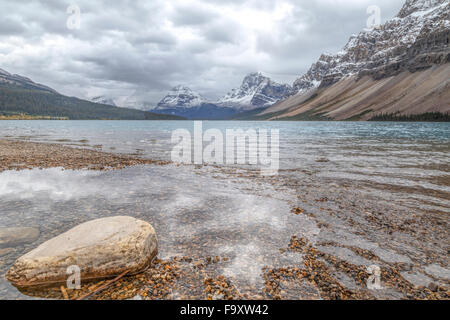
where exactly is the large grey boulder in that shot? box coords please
[6,216,158,288]
[0,227,40,248]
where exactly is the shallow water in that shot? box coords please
[0,165,314,299]
[0,120,449,299]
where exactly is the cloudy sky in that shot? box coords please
[0,0,404,108]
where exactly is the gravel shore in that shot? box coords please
[0,139,168,173]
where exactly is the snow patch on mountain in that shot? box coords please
[155,85,207,110]
[218,72,292,111]
[91,96,117,106]
[0,68,11,76]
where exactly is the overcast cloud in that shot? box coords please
[0,0,404,107]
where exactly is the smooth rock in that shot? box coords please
[6,216,158,288]
[423,264,450,280]
[0,227,40,248]
[401,271,432,288]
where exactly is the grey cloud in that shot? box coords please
[0,0,404,106]
[171,4,218,26]
[0,17,25,35]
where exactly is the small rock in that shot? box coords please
[428,282,438,292]
[213,294,224,300]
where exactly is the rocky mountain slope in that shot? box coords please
[151,85,236,120]
[265,64,449,120]
[154,85,206,110]
[293,0,449,93]
[257,0,450,120]
[218,72,293,111]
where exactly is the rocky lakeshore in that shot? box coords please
[0,139,449,300]
[0,139,168,173]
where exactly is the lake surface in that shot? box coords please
[1,120,449,202]
[0,121,449,299]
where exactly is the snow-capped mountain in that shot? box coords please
[91,95,117,106]
[155,85,206,110]
[152,85,237,120]
[152,74,293,118]
[293,0,450,93]
[218,72,293,111]
[258,0,449,121]
[0,68,57,94]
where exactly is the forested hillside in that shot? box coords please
[0,85,184,120]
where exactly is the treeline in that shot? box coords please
[0,86,184,120]
[0,113,68,120]
[369,112,450,122]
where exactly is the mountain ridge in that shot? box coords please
[151,72,293,119]
[0,68,59,94]
[292,0,449,93]
[217,72,293,111]
[254,0,450,120]
[0,68,184,120]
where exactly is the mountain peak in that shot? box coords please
[245,71,264,78]
[172,84,192,91]
[398,0,446,18]
[218,72,292,110]
[156,85,206,110]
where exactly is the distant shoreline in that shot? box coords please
[0,115,69,120]
[1,115,449,122]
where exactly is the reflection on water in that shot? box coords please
[0,165,316,299]
[0,121,449,299]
